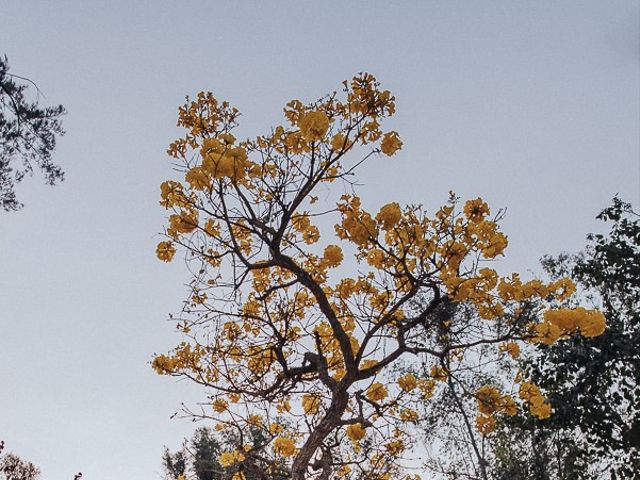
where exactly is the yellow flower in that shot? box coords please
[376,202,402,230]
[399,408,419,423]
[219,132,236,145]
[475,414,496,434]
[302,225,320,244]
[302,394,321,415]
[549,277,577,301]
[169,211,199,235]
[218,450,245,467]
[579,309,606,337]
[499,395,518,417]
[533,321,563,345]
[544,308,579,332]
[269,423,284,435]
[397,373,418,392]
[298,110,330,142]
[323,244,343,267]
[212,398,228,413]
[385,439,405,456]
[203,146,247,180]
[366,382,388,402]
[529,394,545,407]
[417,378,436,399]
[336,464,352,477]
[204,219,220,237]
[346,423,366,442]
[530,401,552,419]
[519,381,541,401]
[247,414,263,426]
[273,437,297,457]
[481,232,508,258]
[185,166,210,190]
[380,131,402,156]
[156,241,176,262]
[463,198,490,222]
[159,180,187,209]
[475,386,502,415]
[331,133,350,151]
[366,249,386,268]
[499,342,520,359]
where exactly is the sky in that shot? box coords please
[0,1,638,478]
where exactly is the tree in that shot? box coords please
[163,427,280,480]
[152,73,605,480]
[496,198,640,480]
[0,54,66,211]
[489,419,593,480]
[0,441,40,480]
[0,441,81,480]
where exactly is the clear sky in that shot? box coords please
[1,1,638,478]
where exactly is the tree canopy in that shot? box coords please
[0,54,66,211]
[0,441,40,480]
[153,74,606,480]
[517,198,640,479]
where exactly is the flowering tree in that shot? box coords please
[153,74,605,480]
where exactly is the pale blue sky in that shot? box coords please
[1,1,638,478]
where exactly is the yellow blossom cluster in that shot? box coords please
[519,381,552,419]
[302,394,322,415]
[218,450,245,468]
[473,385,517,435]
[475,414,496,435]
[367,382,389,402]
[273,437,297,457]
[397,373,418,392]
[534,307,606,344]
[346,423,367,443]
[156,241,176,262]
[152,342,204,375]
[499,342,520,359]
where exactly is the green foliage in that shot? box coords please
[0,54,66,211]
[494,197,640,480]
[489,416,595,480]
[191,428,223,480]
[162,426,283,480]
[163,428,222,480]
[163,448,188,480]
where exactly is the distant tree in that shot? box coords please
[163,446,189,480]
[489,419,592,480]
[515,197,640,479]
[0,441,80,480]
[163,427,282,480]
[0,54,66,211]
[0,441,40,480]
